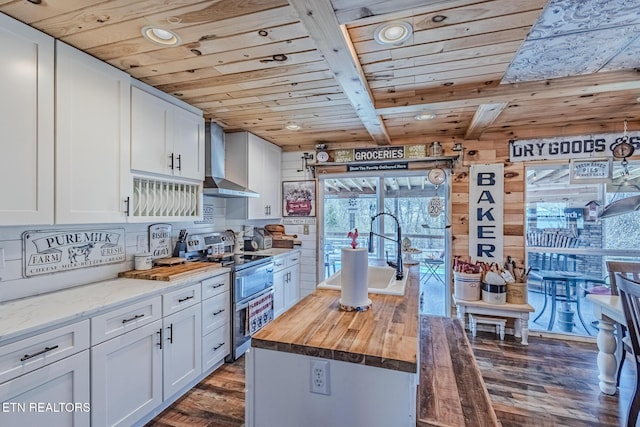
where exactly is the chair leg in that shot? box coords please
[617,346,627,387]
[533,280,549,323]
[575,291,592,336]
[616,324,627,387]
[627,376,640,427]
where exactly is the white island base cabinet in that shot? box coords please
[245,348,417,427]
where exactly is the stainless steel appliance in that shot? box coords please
[203,122,259,198]
[253,227,272,250]
[230,255,274,360]
[185,233,274,361]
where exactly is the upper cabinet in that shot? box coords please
[225,132,282,220]
[131,84,204,181]
[55,41,132,224]
[0,13,54,225]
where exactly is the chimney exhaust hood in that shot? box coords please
[203,122,259,198]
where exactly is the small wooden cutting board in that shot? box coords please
[118,262,223,281]
[153,257,186,266]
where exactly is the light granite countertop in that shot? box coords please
[0,266,230,344]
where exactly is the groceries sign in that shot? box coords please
[332,145,427,163]
[469,164,504,263]
[510,132,640,161]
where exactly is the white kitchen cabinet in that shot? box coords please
[0,13,54,225]
[272,251,300,318]
[0,350,90,427]
[283,252,301,310]
[91,320,163,427]
[0,320,90,384]
[55,41,132,224]
[162,303,202,400]
[0,319,90,427]
[201,272,231,371]
[226,132,282,220]
[273,268,287,318]
[131,84,204,181]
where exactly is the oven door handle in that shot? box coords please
[235,287,274,310]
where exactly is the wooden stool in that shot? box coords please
[469,314,506,340]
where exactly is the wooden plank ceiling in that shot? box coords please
[3,0,640,151]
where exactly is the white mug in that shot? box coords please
[134,253,153,270]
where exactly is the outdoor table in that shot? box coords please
[421,258,445,285]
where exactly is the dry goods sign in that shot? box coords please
[22,228,126,277]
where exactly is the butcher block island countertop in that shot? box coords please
[251,267,420,373]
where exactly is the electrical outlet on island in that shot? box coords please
[310,359,330,395]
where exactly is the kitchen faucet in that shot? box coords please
[368,212,403,280]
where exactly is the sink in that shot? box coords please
[317,265,408,296]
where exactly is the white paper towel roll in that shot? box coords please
[340,248,369,308]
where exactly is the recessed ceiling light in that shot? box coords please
[414,112,436,121]
[374,21,413,45]
[141,26,181,46]
[285,123,301,131]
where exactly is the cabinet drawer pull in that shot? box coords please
[20,345,59,362]
[213,342,225,351]
[211,282,225,289]
[157,329,163,349]
[176,154,182,171]
[168,324,173,344]
[178,295,194,303]
[124,196,131,216]
[169,153,175,170]
[212,309,225,316]
[122,314,145,324]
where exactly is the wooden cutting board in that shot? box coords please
[118,262,223,281]
[153,257,186,266]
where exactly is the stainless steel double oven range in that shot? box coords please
[185,232,274,361]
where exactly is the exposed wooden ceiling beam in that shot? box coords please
[376,70,640,115]
[330,0,450,24]
[288,0,392,145]
[464,102,508,140]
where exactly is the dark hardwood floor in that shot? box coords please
[147,322,635,427]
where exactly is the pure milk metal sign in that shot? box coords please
[23,228,126,277]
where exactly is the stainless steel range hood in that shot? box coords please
[203,122,259,198]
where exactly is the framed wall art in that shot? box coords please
[282,180,316,217]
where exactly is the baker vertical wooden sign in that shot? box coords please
[469,164,504,263]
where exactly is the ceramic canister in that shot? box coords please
[481,282,507,305]
[134,253,153,270]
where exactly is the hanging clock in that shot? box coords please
[612,137,635,159]
[317,151,329,162]
[427,167,446,186]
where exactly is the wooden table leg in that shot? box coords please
[520,312,529,345]
[457,304,466,329]
[596,316,619,395]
